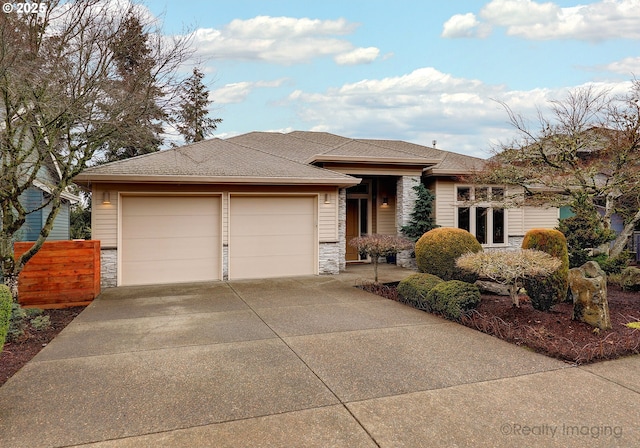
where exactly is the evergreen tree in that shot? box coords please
[174,67,222,143]
[102,13,166,161]
[401,183,438,241]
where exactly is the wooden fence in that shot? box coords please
[14,240,101,308]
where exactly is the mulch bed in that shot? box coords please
[360,281,640,365]
[0,307,85,387]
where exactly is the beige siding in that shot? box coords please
[92,185,118,248]
[507,208,524,236]
[376,196,396,234]
[318,189,339,242]
[523,206,559,231]
[506,186,524,236]
[434,179,456,228]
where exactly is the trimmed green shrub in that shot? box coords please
[415,227,483,282]
[426,280,481,320]
[591,252,630,275]
[397,273,443,310]
[0,285,12,353]
[521,228,569,311]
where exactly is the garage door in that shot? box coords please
[121,196,221,286]
[229,196,317,279]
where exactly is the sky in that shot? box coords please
[143,0,640,158]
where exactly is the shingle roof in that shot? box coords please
[75,138,359,186]
[231,131,485,173]
[75,131,486,185]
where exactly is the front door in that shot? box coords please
[346,199,360,261]
[345,197,369,261]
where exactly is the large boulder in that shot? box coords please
[568,261,611,330]
[620,266,640,292]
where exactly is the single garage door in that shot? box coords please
[229,196,317,279]
[121,195,221,286]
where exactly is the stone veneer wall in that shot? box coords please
[320,188,347,274]
[337,188,347,271]
[319,242,341,274]
[395,176,420,270]
[100,248,117,288]
[508,236,525,249]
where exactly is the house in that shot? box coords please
[16,161,79,242]
[74,131,560,287]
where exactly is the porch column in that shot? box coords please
[396,176,420,269]
[338,187,347,272]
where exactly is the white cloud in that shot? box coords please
[601,56,640,74]
[441,13,491,38]
[334,47,380,65]
[187,16,380,65]
[480,0,559,27]
[213,79,288,104]
[443,0,640,41]
[285,68,632,157]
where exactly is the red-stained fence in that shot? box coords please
[14,240,101,308]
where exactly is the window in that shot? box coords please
[455,186,506,246]
[458,207,470,232]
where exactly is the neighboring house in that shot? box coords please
[74,131,560,287]
[16,164,79,243]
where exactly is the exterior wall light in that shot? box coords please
[102,191,111,205]
[382,197,388,206]
[324,193,331,204]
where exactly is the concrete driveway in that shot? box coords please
[1,265,639,447]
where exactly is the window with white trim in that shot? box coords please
[455,186,506,246]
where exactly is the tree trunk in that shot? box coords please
[3,274,19,303]
[509,285,520,308]
[373,259,379,283]
[609,208,640,258]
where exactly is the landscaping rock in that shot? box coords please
[568,261,611,330]
[620,266,640,292]
[475,280,510,296]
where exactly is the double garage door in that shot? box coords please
[120,195,317,286]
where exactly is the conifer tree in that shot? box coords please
[401,183,438,241]
[175,67,222,143]
[103,13,166,161]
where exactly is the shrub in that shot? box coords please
[401,183,438,242]
[521,229,569,311]
[426,280,481,320]
[8,301,27,340]
[349,234,413,282]
[620,266,640,292]
[30,315,51,331]
[397,273,443,310]
[415,227,482,282]
[0,285,11,353]
[6,303,43,341]
[456,249,562,308]
[591,252,630,275]
[556,199,615,268]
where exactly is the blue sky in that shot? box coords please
[143,0,640,158]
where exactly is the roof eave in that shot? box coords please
[308,154,441,166]
[424,168,477,176]
[73,174,361,188]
